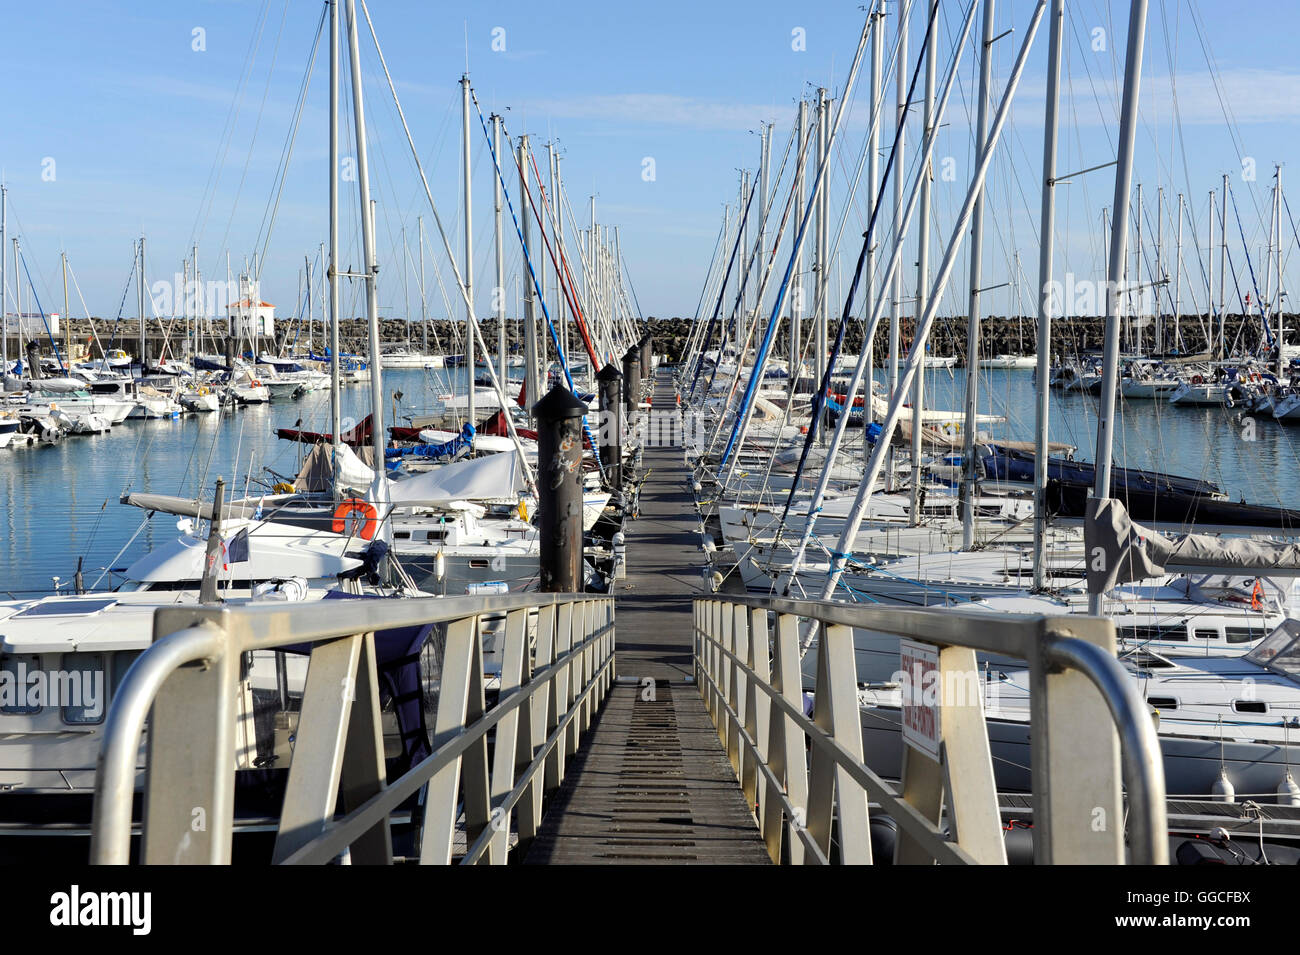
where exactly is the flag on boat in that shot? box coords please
[222,527,250,570]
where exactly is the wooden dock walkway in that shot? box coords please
[524,368,771,864]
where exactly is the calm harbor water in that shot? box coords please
[2,366,1299,596]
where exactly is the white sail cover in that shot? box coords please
[1086,496,1300,593]
[388,450,525,506]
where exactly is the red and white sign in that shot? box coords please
[899,639,941,761]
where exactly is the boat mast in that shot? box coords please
[1219,173,1227,358]
[1132,181,1142,354]
[344,0,386,470]
[1088,0,1148,617]
[1276,165,1284,374]
[417,216,426,356]
[554,151,569,378]
[138,236,146,376]
[1031,0,1064,592]
[328,2,341,486]
[909,14,934,524]
[1155,185,1164,352]
[814,91,829,441]
[460,73,476,427]
[1206,189,1214,351]
[492,114,507,387]
[865,5,883,459]
[791,100,807,384]
[61,250,69,369]
[887,8,908,490]
[521,135,538,410]
[961,0,996,551]
[1173,193,1183,350]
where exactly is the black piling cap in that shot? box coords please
[622,345,641,365]
[533,383,589,421]
[639,333,652,348]
[596,362,623,382]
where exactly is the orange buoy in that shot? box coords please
[332,497,379,540]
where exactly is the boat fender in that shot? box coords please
[332,497,379,540]
[1279,771,1300,807]
[1211,768,1236,803]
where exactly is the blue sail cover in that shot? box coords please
[385,422,475,460]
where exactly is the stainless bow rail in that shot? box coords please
[693,595,1168,864]
[90,593,614,864]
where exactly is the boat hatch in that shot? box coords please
[14,598,119,618]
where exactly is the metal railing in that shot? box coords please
[90,593,615,864]
[693,595,1167,865]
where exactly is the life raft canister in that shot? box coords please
[332,497,379,540]
[1252,579,1265,612]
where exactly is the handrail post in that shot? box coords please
[1029,616,1125,863]
[742,607,770,817]
[488,607,530,863]
[140,611,242,865]
[420,615,485,864]
[91,622,226,865]
[764,612,808,863]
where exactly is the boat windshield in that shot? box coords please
[1244,618,1300,679]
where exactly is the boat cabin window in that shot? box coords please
[1245,619,1300,679]
[1119,625,1187,643]
[0,654,43,714]
[1225,628,1263,645]
[1146,697,1178,709]
[1233,700,1267,714]
[1192,629,1219,640]
[61,653,105,725]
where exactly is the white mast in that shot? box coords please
[1173,193,1183,350]
[328,0,341,487]
[887,8,908,490]
[493,114,507,387]
[866,6,884,456]
[909,13,935,524]
[960,0,997,550]
[1031,0,1064,592]
[814,90,829,434]
[791,99,808,382]
[344,0,387,470]
[521,135,539,409]
[460,73,476,426]
[1276,165,1284,374]
[1088,0,1149,617]
[1219,173,1228,358]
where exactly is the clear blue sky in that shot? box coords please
[2,0,1298,324]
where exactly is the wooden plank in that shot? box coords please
[524,684,771,865]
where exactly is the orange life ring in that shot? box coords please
[332,498,379,540]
